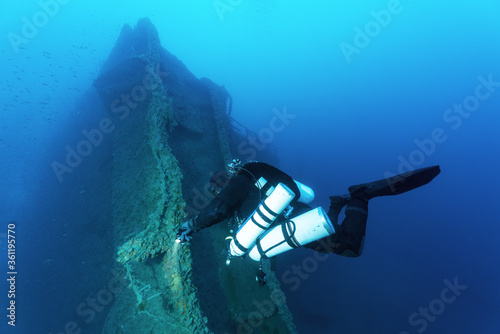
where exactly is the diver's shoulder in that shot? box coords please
[243,161,276,171]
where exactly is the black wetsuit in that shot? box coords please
[191,161,369,257]
[192,162,300,230]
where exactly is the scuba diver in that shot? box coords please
[176,159,440,262]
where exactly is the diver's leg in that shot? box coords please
[335,165,441,255]
[303,195,352,254]
[327,195,350,227]
[305,166,440,255]
[303,196,368,256]
[332,165,442,255]
[334,197,369,257]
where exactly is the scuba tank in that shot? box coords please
[294,180,314,204]
[229,182,296,257]
[248,207,335,261]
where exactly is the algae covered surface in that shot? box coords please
[94,18,297,334]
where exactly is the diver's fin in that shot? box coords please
[348,165,441,200]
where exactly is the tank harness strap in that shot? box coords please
[252,202,277,230]
[255,219,301,260]
[282,220,301,249]
[255,239,269,260]
[250,215,268,231]
[260,201,278,221]
[233,236,248,254]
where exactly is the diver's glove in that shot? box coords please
[176,219,194,244]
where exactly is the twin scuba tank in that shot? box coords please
[228,177,336,262]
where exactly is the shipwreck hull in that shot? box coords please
[93,18,296,334]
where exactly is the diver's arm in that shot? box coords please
[190,174,254,231]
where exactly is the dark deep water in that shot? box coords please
[1,1,499,333]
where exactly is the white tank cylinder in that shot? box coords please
[294,180,315,204]
[230,183,295,257]
[248,207,335,261]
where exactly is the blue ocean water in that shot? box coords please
[1,1,499,333]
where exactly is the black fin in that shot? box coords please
[349,165,441,199]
